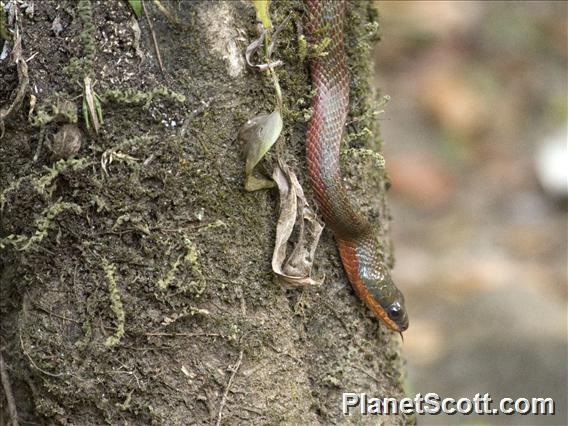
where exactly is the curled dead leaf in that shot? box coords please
[51,124,82,160]
[271,160,324,287]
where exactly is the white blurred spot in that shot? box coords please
[536,126,568,198]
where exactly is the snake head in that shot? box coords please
[360,265,409,333]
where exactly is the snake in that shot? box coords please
[304,0,409,334]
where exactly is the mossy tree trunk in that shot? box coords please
[0,1,407,424]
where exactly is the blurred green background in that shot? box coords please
[373,1,567,424]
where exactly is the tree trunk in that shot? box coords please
[0,1,408,424]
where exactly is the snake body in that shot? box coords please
[305,0,408,333]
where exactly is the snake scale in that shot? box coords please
[304,0,409,334]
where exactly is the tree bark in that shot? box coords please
[0,1,408,424]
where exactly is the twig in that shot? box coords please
[266,342,303,365]
[19,332,65,378]
[0,351,19,426]
[83,76,101,133]
[179,96,216,137]
[215,349,244,426]
[214,289,248,424]
[241,405,264,416]
[145,332,221,338]
[32,303,81,323]
[142,0,164,72]
[352,364,381,385]
[0,13,29,139]
[322,298,351,332]
[25,51,38,62]
[152,0,179,26]
[32,126,46,163]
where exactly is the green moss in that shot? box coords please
[0,175,26,212]
[0,200,82,250]
[29,95,78,127]
[156,254,183,291]
[0,4,11,41]
[342,147,385,169]
[297,34,307,62]
[117,389,134,411]
[102,258,125,348]
[93,194,109,213]
[101,87,186,108]
[77,0,96,76]
[33,158,91,198]
[74,318,93,351]
[183,237,206,294]
[311,36,331,58]
[156,236,206,296]
[1,158,91,216]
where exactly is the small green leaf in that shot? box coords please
[252,0,271,29]
[82,98,90,129]
[127,0,142,18]
[239,110,283,191]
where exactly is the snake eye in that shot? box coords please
[387,303,401,320]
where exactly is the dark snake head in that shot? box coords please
[360,265,409,333]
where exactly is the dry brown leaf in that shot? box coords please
[0,25,29,138]
[83,76,101,134]
[271,159,324,287]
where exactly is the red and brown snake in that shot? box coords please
[304,0,408,334]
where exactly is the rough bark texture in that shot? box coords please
[0,1,408,424]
